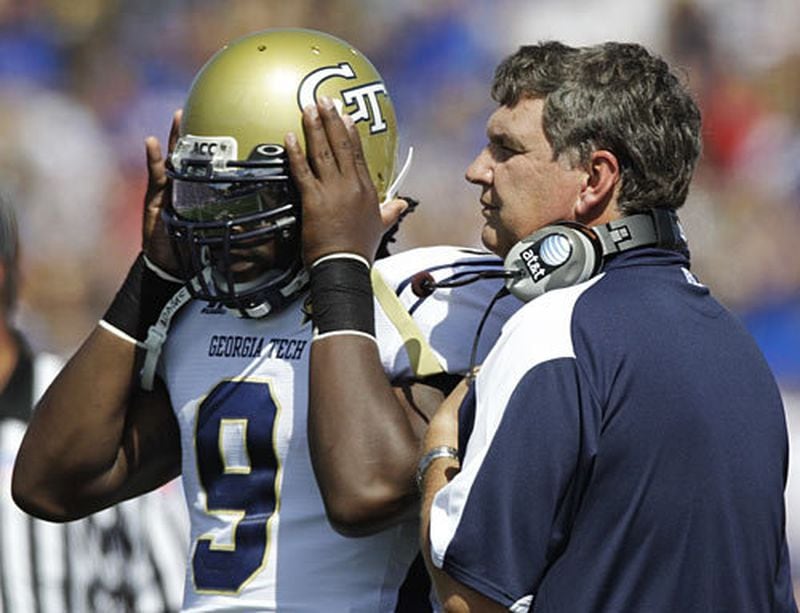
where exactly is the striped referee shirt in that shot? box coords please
[0,333,188,612]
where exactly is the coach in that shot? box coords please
[417,42,796,612]
[290,39,796,613]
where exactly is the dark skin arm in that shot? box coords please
[289,101,509,607]
[12,112,184,521]
[12,335,180,521]
[286,99,441,535]
[308,337,445,535]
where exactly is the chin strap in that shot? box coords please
[234,268,310,318]
[139,265,311,389]
[140,282,195,391]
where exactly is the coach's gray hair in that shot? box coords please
[491,41,702,215]
[0,194,19,312]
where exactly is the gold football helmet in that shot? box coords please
[165,28,400,316]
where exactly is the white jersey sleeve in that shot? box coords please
[372,246,522,381]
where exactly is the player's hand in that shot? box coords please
[285,98,407,266]
[142,109,182,276]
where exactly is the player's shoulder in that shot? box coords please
[374,245,501,286]
[376,244,499,269]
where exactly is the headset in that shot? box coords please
[404,208,687,378]
[502,208,687,302]
[412,208,687,303]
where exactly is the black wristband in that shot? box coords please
[310,257,374,337]
[102,253,184,342]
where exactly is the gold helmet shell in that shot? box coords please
[174,27,398,200]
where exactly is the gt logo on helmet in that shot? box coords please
[298,62,389,134]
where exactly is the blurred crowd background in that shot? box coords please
[0,0,798,593]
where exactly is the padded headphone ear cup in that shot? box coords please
[503,224,601,302]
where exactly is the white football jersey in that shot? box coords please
[158,246,520,611]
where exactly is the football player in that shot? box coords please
[12,28,519,611]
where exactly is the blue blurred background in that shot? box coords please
[1,0,798,593]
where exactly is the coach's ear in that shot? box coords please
[575,149,620,224]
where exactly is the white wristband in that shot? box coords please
[142,254,184,283]
[312,329,378,343]
[99,319,143,347]
[311,252,370,269]
[416,445,459,491]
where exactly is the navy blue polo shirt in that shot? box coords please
[429,248,796,612]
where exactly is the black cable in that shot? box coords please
[468,287,510,378]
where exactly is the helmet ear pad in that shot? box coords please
[503,221,602,302]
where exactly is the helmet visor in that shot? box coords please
[172,179,295,224]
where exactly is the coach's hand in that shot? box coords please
[142,109,182,276]
[286,97,407,266]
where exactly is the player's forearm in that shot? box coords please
[13,326,146,520]
[309,336,420,535]
[13,244,185,519]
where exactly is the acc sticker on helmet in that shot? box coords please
[172,136,238,173]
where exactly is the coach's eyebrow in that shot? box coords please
[486,126,525,151]
[491,134,525,153]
